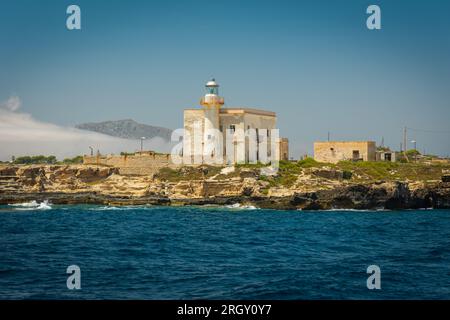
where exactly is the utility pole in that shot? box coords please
[403,127,409,162]
[403,127,407,152]
[140,137,146,152]
[327,132,330,142]
[411,140,417,163]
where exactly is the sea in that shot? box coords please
[0,201,449,299]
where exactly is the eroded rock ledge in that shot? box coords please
[0,164,449,210]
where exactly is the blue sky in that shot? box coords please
[1,0,449,157]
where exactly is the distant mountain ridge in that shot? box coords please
[76,119,172,141]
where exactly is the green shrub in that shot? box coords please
[297,158,319,168]
[342,170,353,180]
[405,149,421,157]
[13,155,57,165]
[61,155,83,164]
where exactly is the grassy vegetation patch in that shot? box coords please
[156,158,449,186]
[61,155,83,164]
[155,165,223,182]
[335,160,447,182]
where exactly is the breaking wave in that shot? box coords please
[225,203,258,210]
[9,200,52,210]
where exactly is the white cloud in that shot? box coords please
[0,96,22,112]
[0,103,173,161]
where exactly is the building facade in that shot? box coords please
[314,141,376,163]
[183,79,288,164]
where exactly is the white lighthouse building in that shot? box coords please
[183,79,289,165]
[200,79,224,162]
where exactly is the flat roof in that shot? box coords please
[184,107,276,117]
[314,141,376,144]
[221,108,276,117]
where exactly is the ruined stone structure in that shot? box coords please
[376,150,399,162]
[314,141,376,163]
[83,151,177,176]
[279,138,289,161]
[183,79,289,164]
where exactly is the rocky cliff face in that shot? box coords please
[1,164,449,210]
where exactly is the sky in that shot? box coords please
[0,0,449,159]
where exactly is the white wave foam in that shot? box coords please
[91,206,122,211]
[36,200,52,210]
[9,200,52,210]
[226,203,258,210]
[10,200,39,208]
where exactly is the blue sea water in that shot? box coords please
[0,203,449,300]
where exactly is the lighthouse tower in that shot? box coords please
[200,79,224,133]
[200,79,224,162]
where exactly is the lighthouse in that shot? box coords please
[200,79,224,161]
[182,79,288,165]
[200,78,224,137]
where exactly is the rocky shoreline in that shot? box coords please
[1,164,450,210]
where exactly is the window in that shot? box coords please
[208,87,218,95]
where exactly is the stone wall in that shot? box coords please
[218,112,247,164]
[183,109,205,165]
[242,111,277,164]
[83,152,178,176]
[314,141,376,163]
